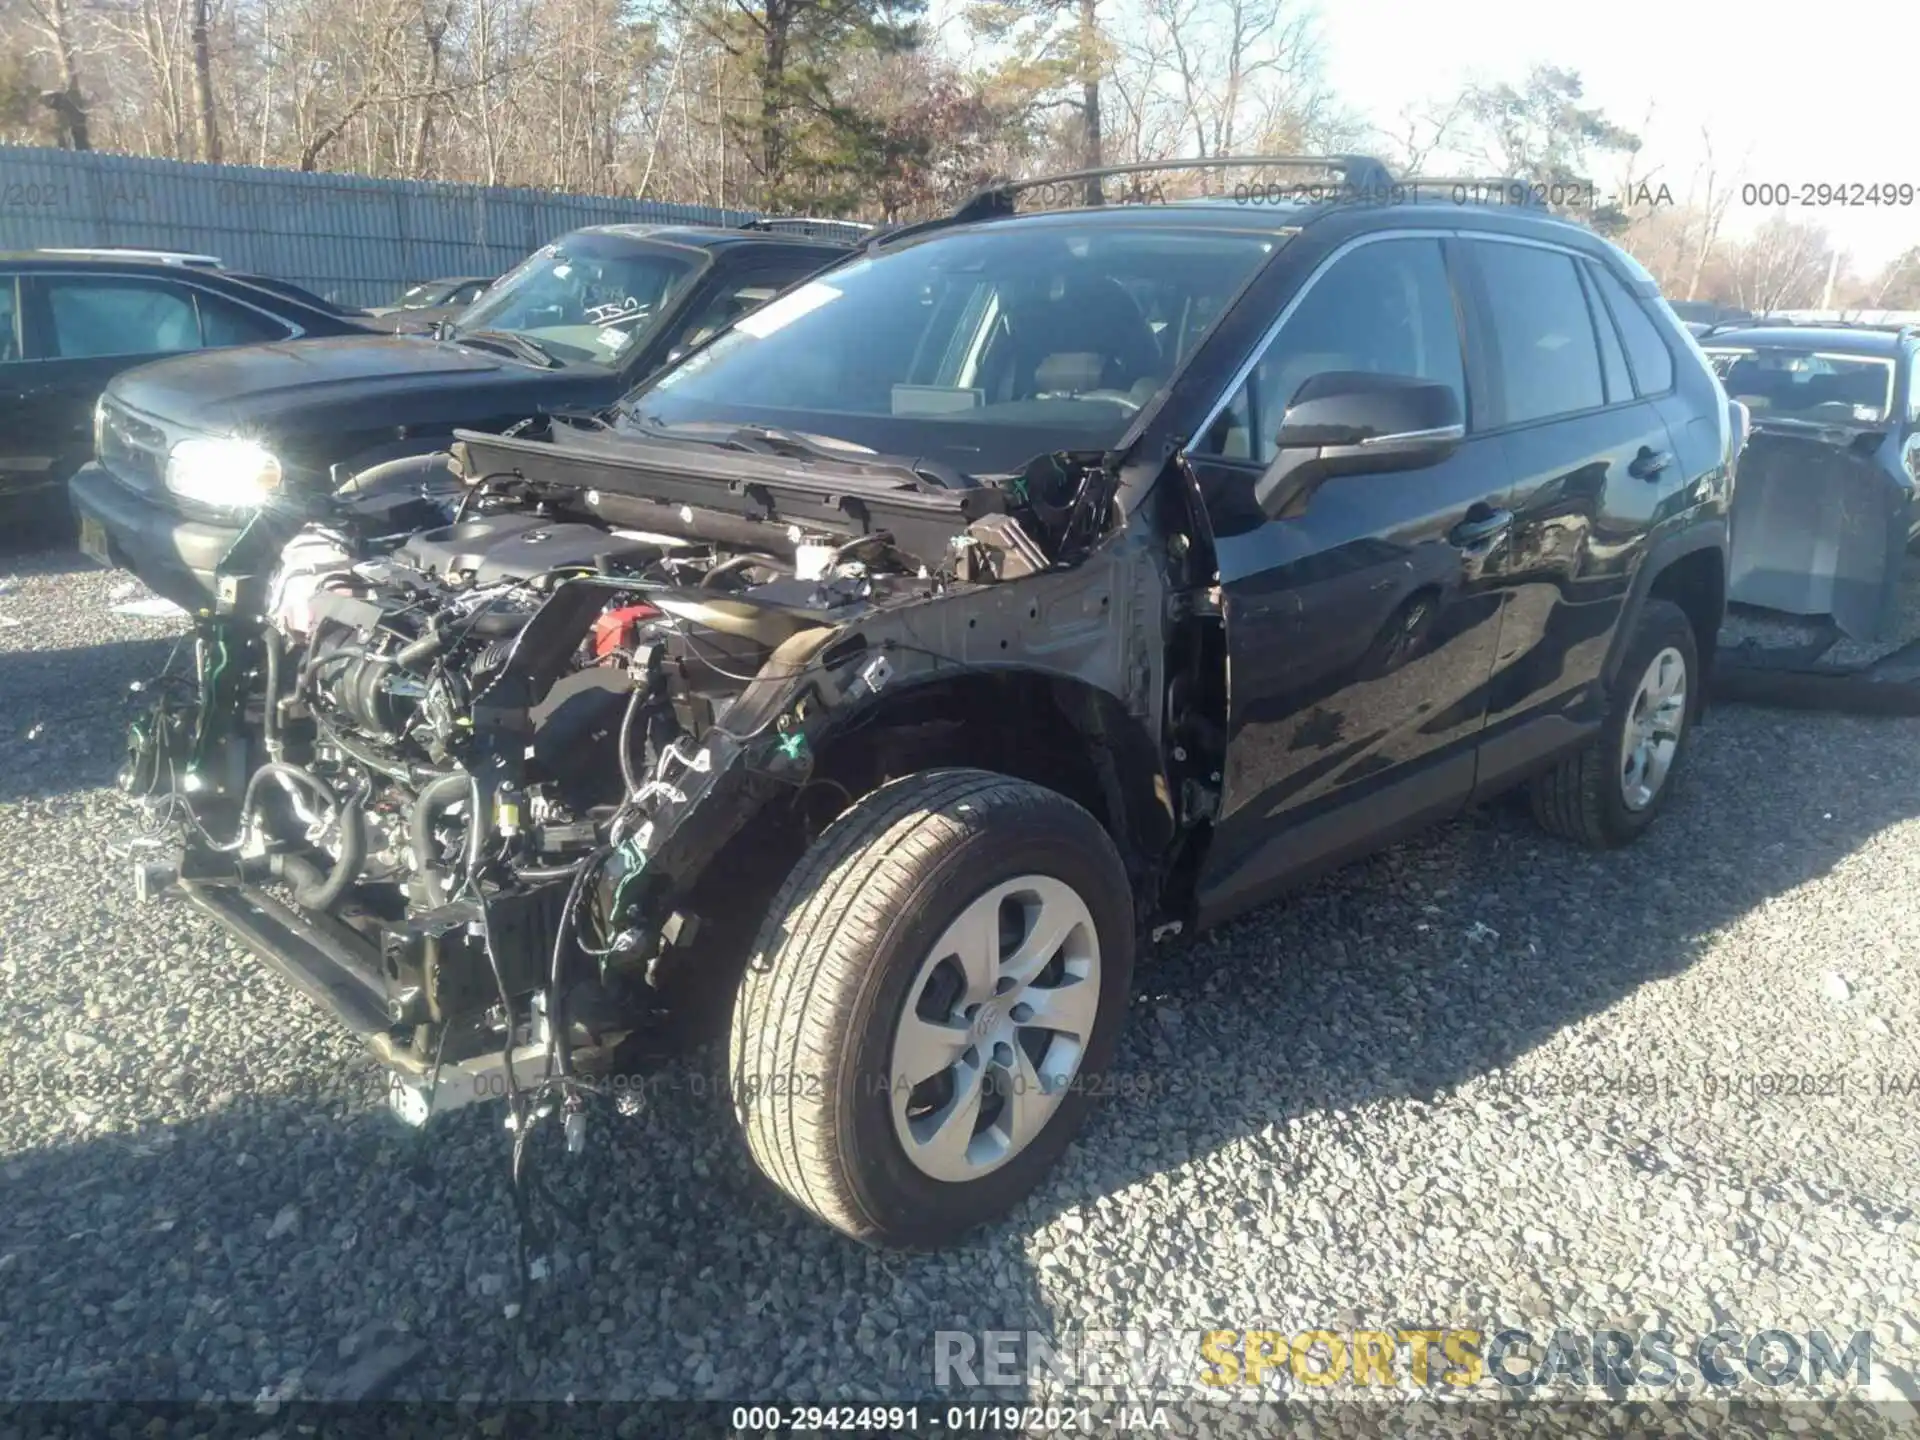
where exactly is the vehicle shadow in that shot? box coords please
[1,706,1915,1409]
[0,637,183,804]
[0,527,87,571]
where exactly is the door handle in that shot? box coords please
[1449,508,1512,549]
[1629,446,1673,480]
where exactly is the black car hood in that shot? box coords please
[107,333,619,437]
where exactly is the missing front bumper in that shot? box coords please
[166,874,609,1126]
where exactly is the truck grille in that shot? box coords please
[96,396,170,495]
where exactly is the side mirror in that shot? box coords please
[1254,371,1465,519]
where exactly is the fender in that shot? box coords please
[804,664,1178,879]
[1600,512,1729,693]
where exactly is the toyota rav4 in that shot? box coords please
[113,158,1736,1248]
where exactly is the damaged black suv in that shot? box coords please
[117,158,1736,1247]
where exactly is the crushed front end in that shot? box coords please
[118,422,1150,1124]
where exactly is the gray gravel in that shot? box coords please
[2,541,1918,1426]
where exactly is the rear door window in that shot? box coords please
[42,276,200,359]
[1579,265,1634,405]
[1472,242,1605,425]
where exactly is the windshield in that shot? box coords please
[625,222,1279,473]
[451,235,699,365]
[1705,346,1896,424]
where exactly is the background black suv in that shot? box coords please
[1700,320,1920,640]
[69,222,852,608]
[0,252,373,530]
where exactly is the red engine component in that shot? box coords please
[592,603,659,660]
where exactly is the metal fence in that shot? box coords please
[0,146,759,308]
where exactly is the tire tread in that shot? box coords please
[1531,598,1696,849]
[730,768,1085,1241]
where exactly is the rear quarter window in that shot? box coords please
[1589,263,1675,396]
[196,291,295,346]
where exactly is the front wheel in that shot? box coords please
[1531,597,1699,848]
[729,769,1135,1246]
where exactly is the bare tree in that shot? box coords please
[1375,92,1468,176]
[1871,248,1920,309]
[1678,133,1737,301]
[1725,216,1834,313]
[17,0,94,147]
[189,0,215,157]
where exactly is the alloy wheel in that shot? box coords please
[888,874,1101,1182]
[1620,645,1687,811]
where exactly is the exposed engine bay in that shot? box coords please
[118,423,1167,1130]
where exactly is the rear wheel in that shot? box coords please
[1531,598,1698,848]
[729,769,1135,1246]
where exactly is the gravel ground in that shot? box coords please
[2,541,1918,1430]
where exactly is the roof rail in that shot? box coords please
[951,154,1398,223]
[864,156,1588,254]
[740,217,874,239]
[1702,315,1920,339]
[38,246,225,267]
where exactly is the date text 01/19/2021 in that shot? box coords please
[730,1405,1121,1433]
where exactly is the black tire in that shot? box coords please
[1531,598,1699,848]
[728,768,1135,1246]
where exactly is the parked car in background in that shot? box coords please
[1670,300,1753,338]
[70,222,853,606]
[33,249,368,318]
[0,252,376,536]
[363,275,497,332]
[1702,319,1920,639]
[230,274,373,320]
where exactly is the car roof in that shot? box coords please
[0,251,229,270]
[0,254,352,319]
[865,189,1649,296]
[32,246,224,266]
[411,275,494,286]
[1699,326,1909,356]
[925,201,1308,235]
[575,223,852,252]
